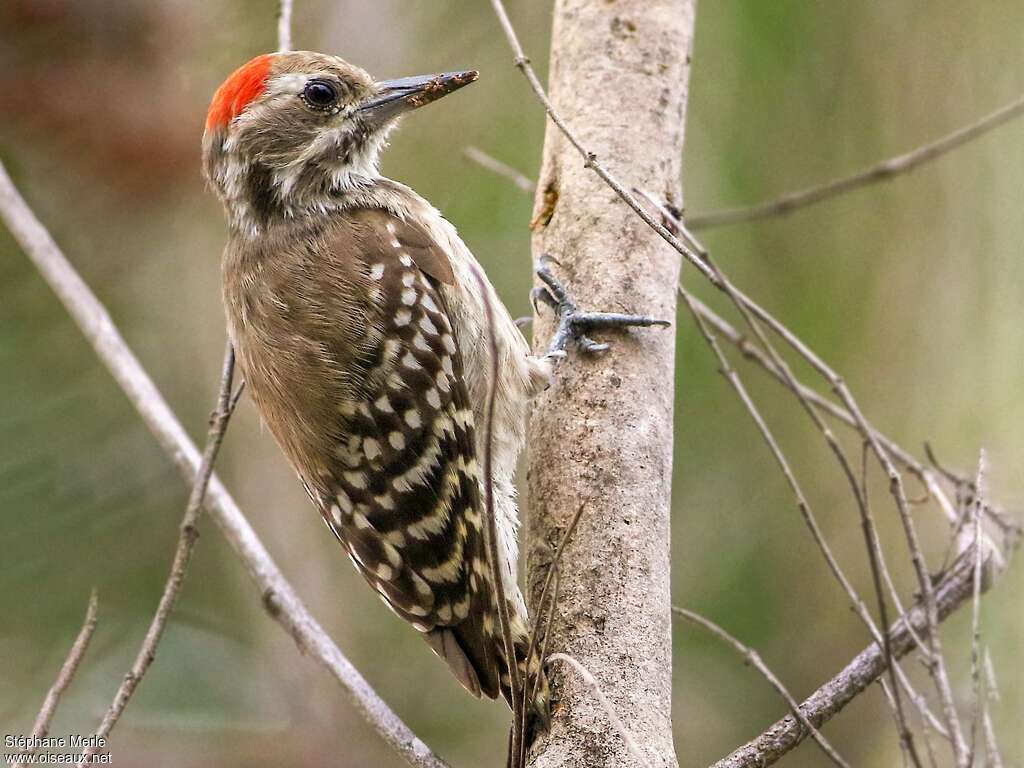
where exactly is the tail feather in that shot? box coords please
[422,601,551,736]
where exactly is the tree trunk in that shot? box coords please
[526,2,694,767]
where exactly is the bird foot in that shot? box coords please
[532,255,671,359]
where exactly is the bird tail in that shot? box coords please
[424,597,550,738]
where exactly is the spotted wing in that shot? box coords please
[316,208,502,699]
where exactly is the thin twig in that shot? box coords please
[665,203,923,764]
[546,653,653,768]
[277,0,294,52]
[673,606,849,768]
[651,194,967,764]
[78,343,237,765]
[981,650,1005,768]
[22,591,99,757]
[464,146,535,192]
[467,263,524,768]
[0,161,448,768]
[487,0,716,284]
[687,94,1024,229]
[711,542,1011,768]
[967,452,987,763]
[519,501,586,762]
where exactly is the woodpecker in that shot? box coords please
[202,52,553,721]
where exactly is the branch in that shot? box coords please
[672,607,848,768]
[277,0,294,52]
[709,544,1012,768]
[78,343,236,766]
[0,161,448,768]
[22,590,99,757]
[463,146,534,193]
[687,94,1024,229]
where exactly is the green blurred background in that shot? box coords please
[1,1,1021,765]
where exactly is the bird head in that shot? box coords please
[202,51,478,233]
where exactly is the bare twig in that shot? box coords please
[0,161,448,768]
[23,590,99,757]
[519,501,586,761]
[981,650,1005,768]
[687,94,1024,229]
[78,343,237,765]
[464,146,535,193]
[650,196,966,764]
[711,543,1011,768]
[967,452,986,762]
[672,606,849,768]
[277,0,294,52]
[467,263,524,767]
[546,654,653,768]
[487,0,716,284]
[664,203,923,764]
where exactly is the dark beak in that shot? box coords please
[357,70,479,126]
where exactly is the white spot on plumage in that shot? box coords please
[374,395,393,413]
[401,288,417,306]
[402,351,422,370]
[436,372,450,393]
[440,334,457,354]
[421,294,439,313]
[425,388,442,410]
[399,253,412,267]
[412,621,431,632]
[413,333,431,352]
[369,263,385,280]
[386,221,397,234]
[383,542,402,567]
[336,491,353,514]
[441,356,454,377]
[404,409,422,429]
[353,511,372,529]
[411,572,432,597]
[435,602,452,622]
[329,504,343,527]
[343,470,367,489]
[375,492,396,511]
[388,431,406,450]
[422,553,462,583]
[395,308,412,326]
[401,271,416,287]
[452,595,470,620]
[376,563,394,580]
[419,315,438,335]
[363,438,381,461]
[386,529,406,547]
[434,413,455,439]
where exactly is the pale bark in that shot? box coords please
[526,2,694,767]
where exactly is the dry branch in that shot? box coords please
[710,543,1010,768]
[0,161,447,768]
[23,591,99,757]
[687,94,1024,229]
[672,607,848,768]
[77,344,237,766]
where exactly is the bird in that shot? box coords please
[201,51,554,724]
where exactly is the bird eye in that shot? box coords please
[302,79,339,111]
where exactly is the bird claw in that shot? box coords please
[531,256,670,358]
